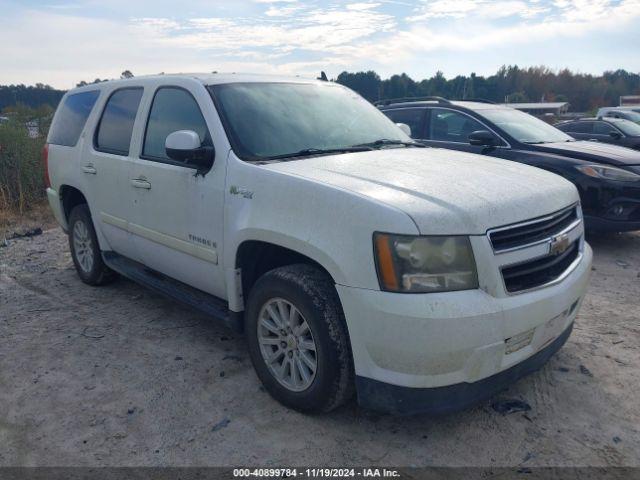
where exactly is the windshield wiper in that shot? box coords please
[263,146,373,161]
[353,139,425,149]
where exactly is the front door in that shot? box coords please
[128,85,226,297]
[421,107,494,154]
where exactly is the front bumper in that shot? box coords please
[336,242,592,414]
[584,214,640,233]
[356,321,574,415]
[578,173,640,232]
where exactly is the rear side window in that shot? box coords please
[95,88,144,155]
[48,90,100,146]
[384,109,425,138]
[143,87,209,161]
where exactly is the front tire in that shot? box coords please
[68,204,116,286]
[245,264,354,413]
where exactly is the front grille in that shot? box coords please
[501,241,580,293]
[489,206,578,252]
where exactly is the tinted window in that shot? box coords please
[428,108,484,143]
[143,88,209,161]
[594,122,616,135]
[95,88,143,155]
[48,90,100,146]
[384,109,425,138]
[559,121,593,134]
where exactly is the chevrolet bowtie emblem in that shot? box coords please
[549,233,570,256]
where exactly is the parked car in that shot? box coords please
[45,76,591,415]
[555,117,640,150]
[379,97,640,232]
[596,107,640,123]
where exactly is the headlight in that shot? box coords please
[373,233,478,293]
[576,165,640,182]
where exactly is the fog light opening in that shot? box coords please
[505,328,535,355]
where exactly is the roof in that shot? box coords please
[561,116,634,124]
[379,99,508,111]
[68,73,324,94]
[500,102,569,110]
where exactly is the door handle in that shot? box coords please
[130,178,151,189]
[82,164,97,175]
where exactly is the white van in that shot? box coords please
[45,74,592,414]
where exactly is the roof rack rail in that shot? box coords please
[461,98,496,104]
[374,96,451,107]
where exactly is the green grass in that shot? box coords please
[0,107,51,215]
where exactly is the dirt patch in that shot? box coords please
[0,201,56,240]
[0,227,639,467]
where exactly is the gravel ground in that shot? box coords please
[0,227,639,467]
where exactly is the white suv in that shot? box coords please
[45,74,592,414]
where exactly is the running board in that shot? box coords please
[102,251,242,332]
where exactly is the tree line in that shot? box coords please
[335,66,640,112]
[2,66,639,113]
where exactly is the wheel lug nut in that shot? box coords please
[288,351,293,358]
[280,341,287,348]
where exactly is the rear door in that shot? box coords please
[81,87,144,260]
[128,82,227,297]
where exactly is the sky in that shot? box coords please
[1,0,639,89]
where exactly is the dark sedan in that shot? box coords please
[555,117,640,150]
[380,98,640,232]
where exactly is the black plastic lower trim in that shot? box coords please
[102,251,243,332]
[355,322,574,416]
[584,215,640,233]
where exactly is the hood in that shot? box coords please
[529,140,640,166]
[263,148,578,235]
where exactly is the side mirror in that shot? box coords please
[609,131,622,139]
[165,130,214,172]
[396,123,412,137]
[468,130,498,147]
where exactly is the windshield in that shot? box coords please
[616,111,640,123]
[615,119,640,136]
[209,82,410,160]
[482,108,573,144]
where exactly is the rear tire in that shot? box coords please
[245,264,355,413]
[68,204,116,286]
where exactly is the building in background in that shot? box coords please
[500,101,570,123]
[620,95,640,106]
[501,102,570,116]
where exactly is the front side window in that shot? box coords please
[384,109,425,138]
[95,88,143,155]
[482,108,573,144]
[209,82,409,161]
[559,121,593,134]
[593,122,617,135]
[48,90,100,147]
[143,87,209,161]
[428,108,485,143]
